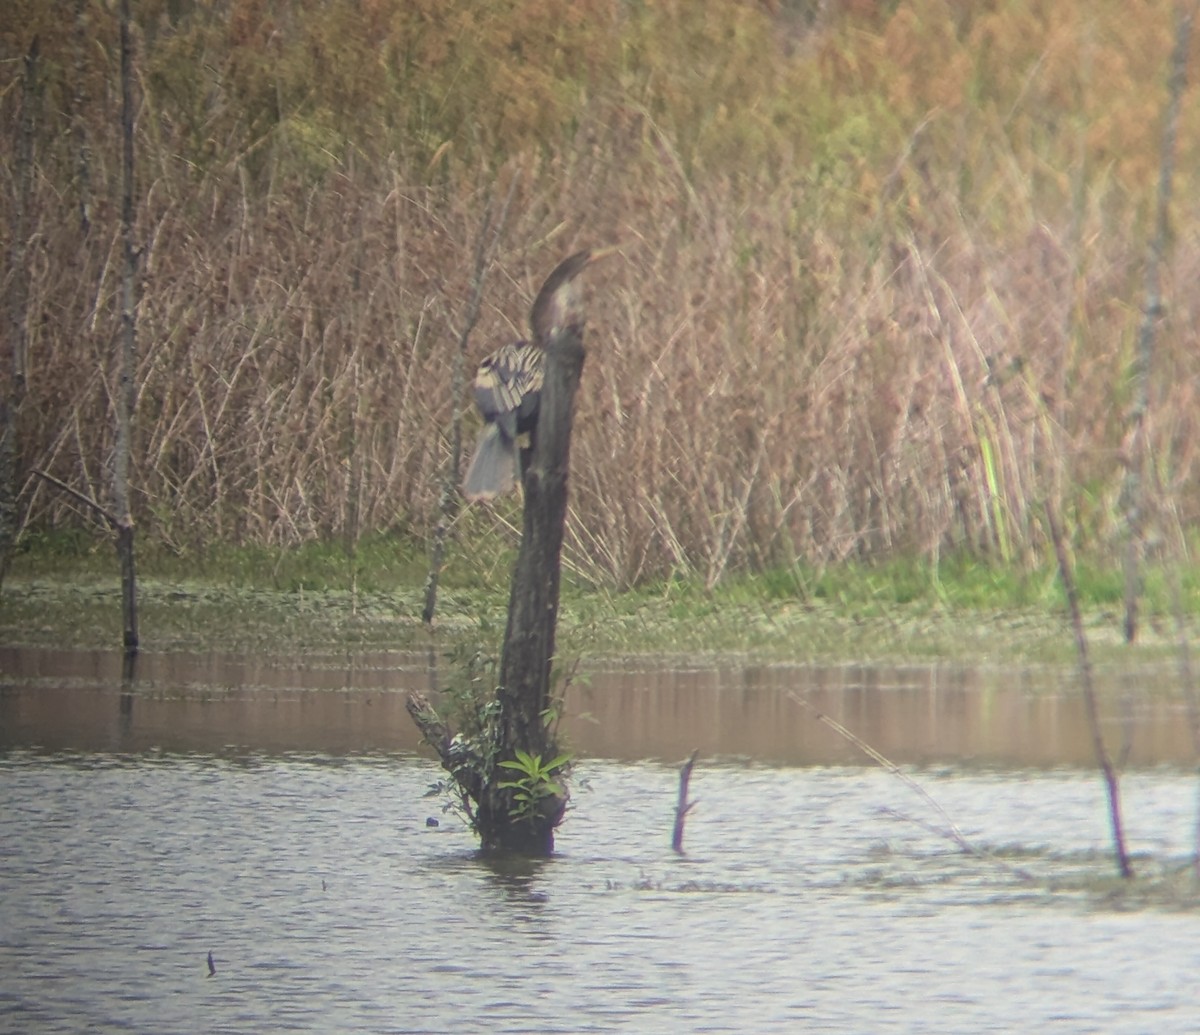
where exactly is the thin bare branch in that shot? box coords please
[1122,2,1194,644]
[33,469,118,528]
[1045,501,1132,879]
[422,174,519,624]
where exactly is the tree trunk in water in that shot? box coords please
[476,324,584,854]
[407,321,583,857]
[115,0,139,655]
[408,247,605,856]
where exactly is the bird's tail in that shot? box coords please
[462,423,519,501]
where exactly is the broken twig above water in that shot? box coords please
[672,750,699,853]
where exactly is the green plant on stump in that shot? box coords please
[414,634,576,841]
[497,749,572,823]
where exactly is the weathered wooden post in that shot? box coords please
[477,317,583,853]
[409,249,610,855]
[115,0,139,655]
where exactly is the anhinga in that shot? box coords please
[462,248,612,501]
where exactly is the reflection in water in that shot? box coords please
[3,651,1199,1033]
[478,854,553,910]
[0,646,1195,766]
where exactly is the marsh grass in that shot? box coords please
[3,2,1199,597]
[6,536,1199,665]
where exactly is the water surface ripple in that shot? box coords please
[3,752,1199,1033]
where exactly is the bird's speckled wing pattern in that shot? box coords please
[462,248,613,503]
[473,341,543,433]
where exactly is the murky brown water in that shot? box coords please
[3,646,1200,1033]
[2,646,1196,766]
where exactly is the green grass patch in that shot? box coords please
[5,533,1200,666]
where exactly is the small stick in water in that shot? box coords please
[672,751,699,854]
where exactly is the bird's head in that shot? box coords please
[529,245,618,346]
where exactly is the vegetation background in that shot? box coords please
[3,0,1198,602]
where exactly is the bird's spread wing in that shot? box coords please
[474,342,543,427]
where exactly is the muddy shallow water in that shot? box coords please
[2,647,1200,1033]
[3,646,1197,766]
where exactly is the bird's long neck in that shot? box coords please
[530,251,592,345]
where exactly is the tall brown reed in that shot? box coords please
[4,2,1198,592]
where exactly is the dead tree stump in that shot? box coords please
[481,322,584,853]
[408,320,586,856]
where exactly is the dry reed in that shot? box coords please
[3,3,1199,591]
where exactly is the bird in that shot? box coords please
[461,247,613,502]
[207,950,216,977]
